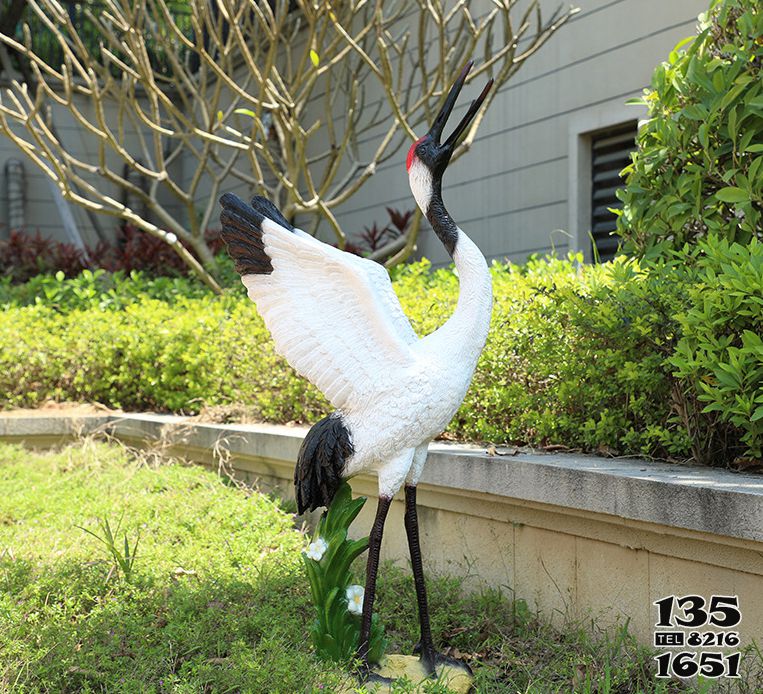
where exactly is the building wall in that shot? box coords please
[326,0,708,266]
[0,86,185,249]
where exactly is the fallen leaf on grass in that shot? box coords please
[443,646,482,662]
[485,444,520,456]
[443,626,470,638]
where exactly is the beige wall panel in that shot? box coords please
[351,498,516,594]
[514,525,576,623]
[423,508,515,590]
[575,537,651,642]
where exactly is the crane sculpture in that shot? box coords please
[219,61,493,682]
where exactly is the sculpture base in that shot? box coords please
[358,654,473,693]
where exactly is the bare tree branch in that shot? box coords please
[0,0,577,282]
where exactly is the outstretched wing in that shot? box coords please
[219,193,417,411]
[344,252,419,346]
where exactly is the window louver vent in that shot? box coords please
[590,121,638,262]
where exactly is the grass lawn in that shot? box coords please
[0,440,756,693]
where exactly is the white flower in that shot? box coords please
[346,584,364,615]
[305,537,328,561]
[165,232,177,244]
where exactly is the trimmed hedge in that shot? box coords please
[2,244,759,465]
[0,256,697,461]
[0,295,326,422]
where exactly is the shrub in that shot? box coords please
[616,0,763,256]
[0,225,226,283]
[344,208,414,257]
[669,236,763,464]
[449,256,692,458]
[612,0,763,465]
[0,229,90,282]
[103,224,226,275]
[0,293,328,419]
[0,257,697,462]
[5,253,761,464]
[0,268,237,311]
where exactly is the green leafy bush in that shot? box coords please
[450,256,693,458]
[612,0,763,465]
[0,293,327,418]
[616,0,763,256]
[0,263,242,311]
[4,252,761,463]
[669,236,763,463]
[0,257,693,461]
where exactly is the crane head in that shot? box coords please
[406,60,493,182]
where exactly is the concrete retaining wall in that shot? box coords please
[2,412,762,653]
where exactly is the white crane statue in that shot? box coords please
[219,61,493,681]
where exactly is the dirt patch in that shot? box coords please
[0,401,119,418]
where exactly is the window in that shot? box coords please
[590,121,637,262]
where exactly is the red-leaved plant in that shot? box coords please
[345,207,414,257]
[0,225,224,283]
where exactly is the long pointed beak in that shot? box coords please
[428,61,493,150]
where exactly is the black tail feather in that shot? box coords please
[295,413,353,514]
[218,193,294,276]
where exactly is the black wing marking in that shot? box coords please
[219,193,294,276]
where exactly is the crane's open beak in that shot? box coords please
[428,61,493,151]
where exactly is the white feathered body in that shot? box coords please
[241,216,492,498]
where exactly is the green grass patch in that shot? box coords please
[1,440,757,692]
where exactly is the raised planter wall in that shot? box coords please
[2,412,762,652]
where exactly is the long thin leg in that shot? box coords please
[404,484,436,673]
[357,495,392,667]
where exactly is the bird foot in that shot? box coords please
[355,660,395,689]
[418,648,474,679]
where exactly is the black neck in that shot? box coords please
[425,179,458,258]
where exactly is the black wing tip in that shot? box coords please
[219,194,272,275]
[219,193,260,224]
[250,195,295,233]
[294,413,353,514]
[219,193,296,277]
